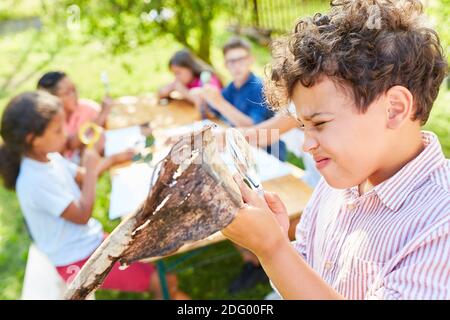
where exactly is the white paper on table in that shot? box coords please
[164,120,292,182]
[253,147,292,181]
[161,119,218,138]
[220,146,292,182]
[104,126,146,157]
[109,163,155,220]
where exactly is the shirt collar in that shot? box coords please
[232,72,256,91]
[344,131,447,212]
[376,131,446,211]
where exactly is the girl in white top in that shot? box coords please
[0,91,188,298]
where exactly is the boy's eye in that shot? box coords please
[314,121,327,127]
[297,121,329,131]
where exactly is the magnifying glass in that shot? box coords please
[78,122,103,149]
[225,128,264,197]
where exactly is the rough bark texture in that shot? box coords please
[64,126,242,300]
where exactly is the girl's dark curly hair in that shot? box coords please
[265,0,448,125]
[0,91,62,190]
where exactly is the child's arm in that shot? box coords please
[74,166,85,187]
[211,98,253,127]
[193,84,254,127]
[74,149,134,186]
[61,149,101,225]
[159,80,202,107]
[94,96,113,127]
[239,114,299,147]
[259,235,345,299]
[222,176,345,300]
[172,81,205,107]
[158,82,177,99]
[96,149,134,175]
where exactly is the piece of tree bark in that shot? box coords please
[64,126,243,300]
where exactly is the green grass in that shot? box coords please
[0,2,449,300]
[0,187,29,299]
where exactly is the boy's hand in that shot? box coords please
[190,85,222,105]
[222,176,289,258]
[188,88,205,108]
[201,84,223,106]
[236,175,289,235]
[189,87,203,99]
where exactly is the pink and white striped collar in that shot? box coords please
[343,131,447,212]
[374,131,446,212]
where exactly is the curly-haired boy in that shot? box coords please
[223,0,449,299]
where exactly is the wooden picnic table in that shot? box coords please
[106,94,313,298]
[107,94,202,130]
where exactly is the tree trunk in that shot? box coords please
[64,126,242,300]
[197,18,212,64]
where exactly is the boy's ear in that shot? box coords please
[385,85,414,129]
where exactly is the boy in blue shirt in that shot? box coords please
[196,37,286,161]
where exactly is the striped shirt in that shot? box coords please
[294,131,450,299]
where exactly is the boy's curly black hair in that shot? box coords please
[265,0,448,125]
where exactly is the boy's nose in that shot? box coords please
[302,133,319,153]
